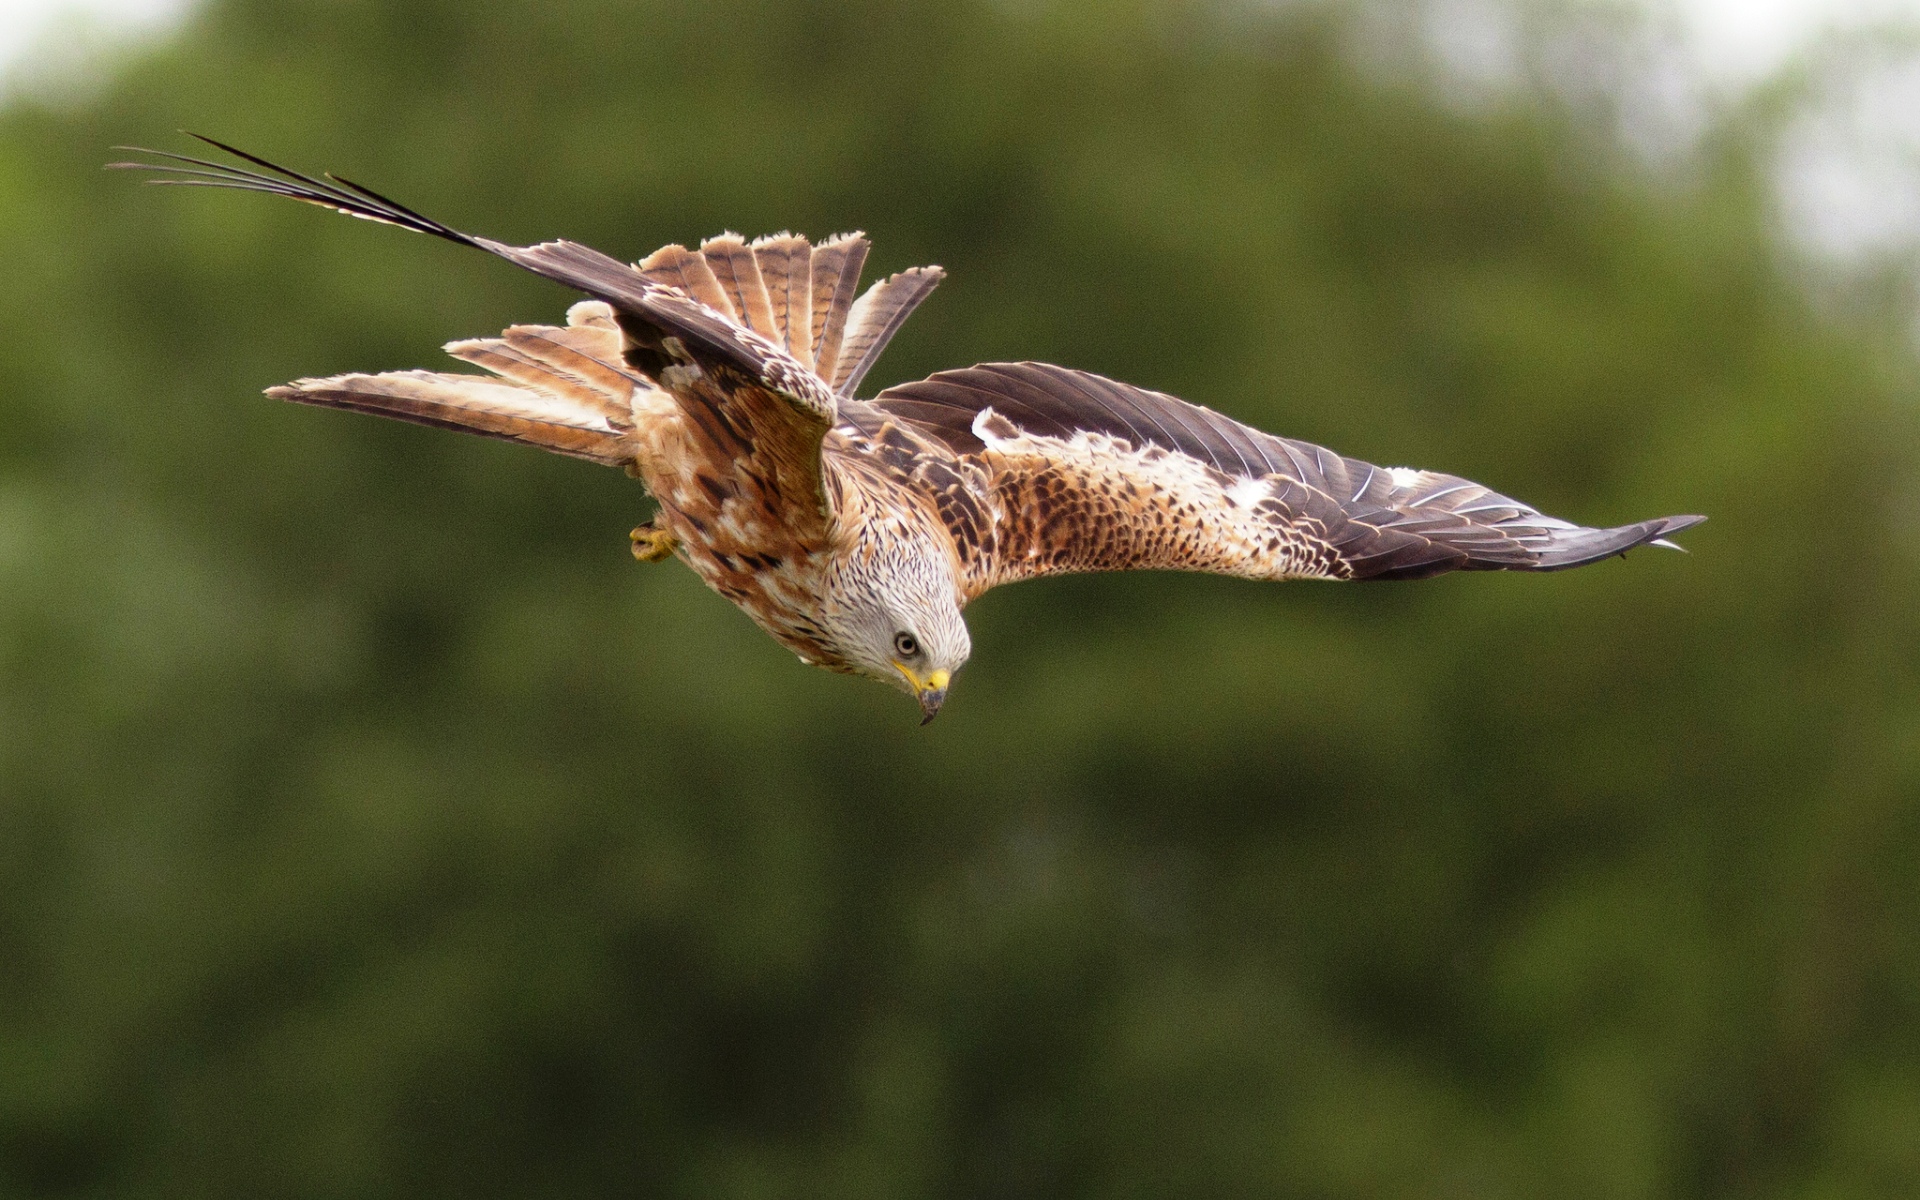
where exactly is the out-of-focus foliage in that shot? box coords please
[1,0,1917,1196]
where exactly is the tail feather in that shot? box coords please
[637,243,739,322]
[809,233,870,386]
[699,235,778,341]
[832,266,946,396]
[631,229,937,397]
[752,233,815,367]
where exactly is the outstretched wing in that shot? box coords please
[868,362,1703,597]
[113,137,942,532]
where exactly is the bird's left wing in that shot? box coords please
[867,362,1702,598]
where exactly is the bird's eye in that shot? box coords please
[893,632,919,658]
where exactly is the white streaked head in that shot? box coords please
[818,522,971,723]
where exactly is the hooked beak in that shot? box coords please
[894,664,951,725]
[917,684,948,725]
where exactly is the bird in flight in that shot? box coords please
[116,137,1702,723]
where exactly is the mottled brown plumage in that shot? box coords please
[115,138,1704,721]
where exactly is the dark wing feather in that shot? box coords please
[114,138,840,421]
[115,138,853,532]
[115,138,948,448]
[870,361,1703,593]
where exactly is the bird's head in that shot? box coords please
[820,528,971,723]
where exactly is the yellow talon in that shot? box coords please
[629,522,680,563]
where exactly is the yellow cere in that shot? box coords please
[893,663,950,693]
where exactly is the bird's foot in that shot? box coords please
[629,520,680,563]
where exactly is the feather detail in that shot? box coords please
[831,266,945,397]
[266,370,636,466]
[808,233,869,387]
[637,244,738,321]
[272,303,651,466]
[868,361,1704,589]
[442,320,641,431]
[752,233,815,366]
[699,234,778,340]
[112,139,941,412]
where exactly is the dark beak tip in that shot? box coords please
[917,689,948,725]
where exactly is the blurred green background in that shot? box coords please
[3,0,1918,1195]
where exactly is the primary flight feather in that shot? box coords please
[114,137,1703,723]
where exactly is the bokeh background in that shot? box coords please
[3,0,1920,1195]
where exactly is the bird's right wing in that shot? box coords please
[114,138,941,536]
[867,362,1703,598]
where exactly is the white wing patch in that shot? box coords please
[971,406,1020,445]
[1387,466,1425,490]
[1228,477,1271,508]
